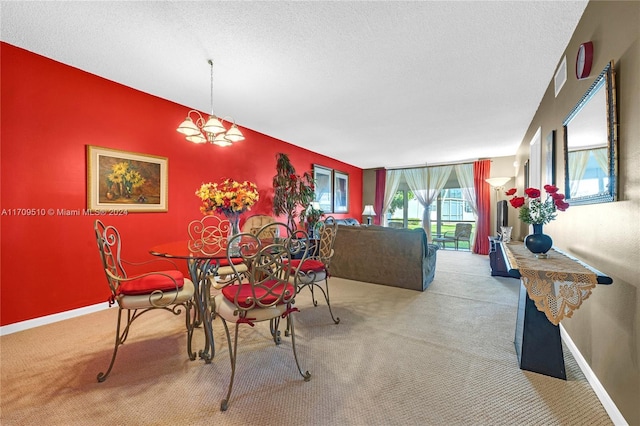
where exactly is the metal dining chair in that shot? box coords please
[211,221,311,411]
[93,219,195,382]
[288,219,340,325]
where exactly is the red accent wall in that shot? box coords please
[0,42,362,326]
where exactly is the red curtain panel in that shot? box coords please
[473,160,491,255]
[374,169,386,225]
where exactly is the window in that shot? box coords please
[385,171,476,249]
[388,189,412,228]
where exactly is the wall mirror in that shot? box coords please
[562,60,618,205]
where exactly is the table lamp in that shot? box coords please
[362,205,376,226]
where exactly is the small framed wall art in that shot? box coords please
[313,164,333,213]
[333,170,349,213]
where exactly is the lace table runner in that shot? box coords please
[503,243,598,325]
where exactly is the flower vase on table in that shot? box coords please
[524,224,553,258]
[505,184,569,258]
[224,211,242,254]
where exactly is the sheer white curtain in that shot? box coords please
[592,147,609,175]
[455,163,477,248]
[382,169,402,226]
[455,163,477,215]
[568,150,590,195]
[404,166,452,241]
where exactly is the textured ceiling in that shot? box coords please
[1,1,588,169]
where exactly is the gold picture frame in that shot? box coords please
[87,145,168,212]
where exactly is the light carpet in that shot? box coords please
[0,250,612,425]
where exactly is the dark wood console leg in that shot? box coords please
[514,282,566,380]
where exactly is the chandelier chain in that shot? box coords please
[208,59,214,116]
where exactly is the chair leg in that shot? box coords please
[270,316,282,344]
[321,279,340,324]
[309,283,318,306]
[98,303,194,382]
[288,312,312,382]
[97,308,127,382]
[220,311,311,412]
[309,280,340,324]
[287,279,340,337]
[220,319,238,412]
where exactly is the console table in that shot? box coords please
[500,242,612,379]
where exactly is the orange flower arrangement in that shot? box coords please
[195,179,259,216]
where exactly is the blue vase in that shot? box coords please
[524,224,553,257]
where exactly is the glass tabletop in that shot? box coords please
[149,240,228,260]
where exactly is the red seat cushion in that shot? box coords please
[289,259,326,273]
[221,279,295,308]
[118,270,185,296]
[217,257,244,267]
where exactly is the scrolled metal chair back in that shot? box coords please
[225,222,310,311]
[187,215,231,256]
[94,219,127,294]
[315,220,338,267]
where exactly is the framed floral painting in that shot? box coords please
[87,145,168,212]
[333,170,349,213]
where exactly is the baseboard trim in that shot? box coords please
[560,324,628,426]
[0,302,110,336]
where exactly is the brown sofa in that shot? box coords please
[330,225,439,291]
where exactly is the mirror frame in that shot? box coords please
[562,60,618,206]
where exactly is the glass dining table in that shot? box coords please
[149,239,233,363]
[150,227,310,363]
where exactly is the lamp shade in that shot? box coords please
[202,115,225,134]
[186,133,207,144]
[362,205,376,216]
[176,117,201,136]
[213,133,232,147]
[485,177,512,188]
[224,125,245,142]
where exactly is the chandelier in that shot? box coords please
[176,60,245,147]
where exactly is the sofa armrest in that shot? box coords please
[423,243,439,287]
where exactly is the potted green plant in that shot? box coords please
[300,202,324,237]
[272,153,315,231]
